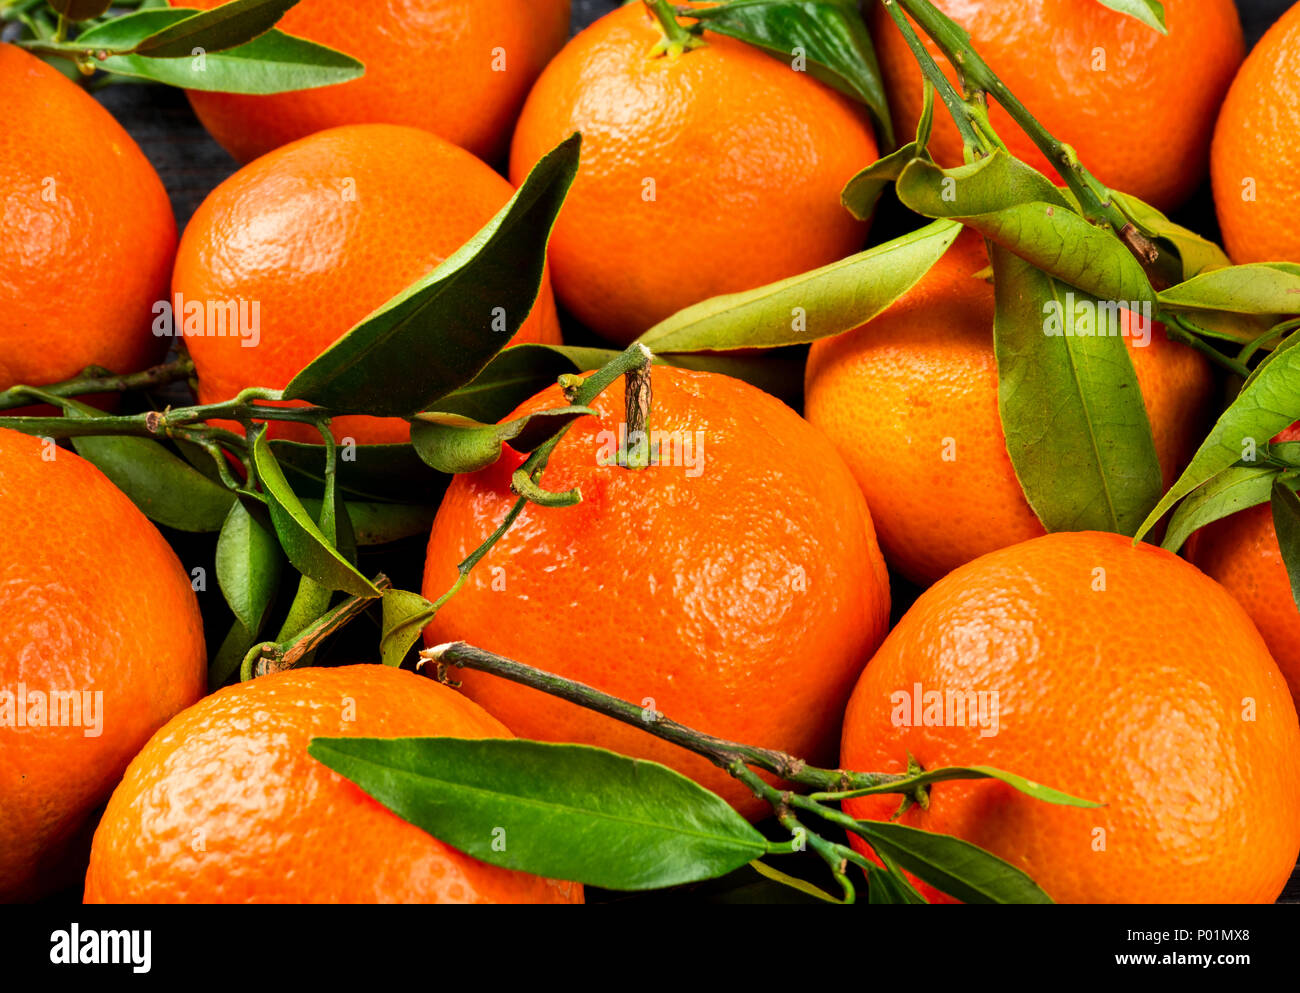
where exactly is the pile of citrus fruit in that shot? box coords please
[3,0,1300,907]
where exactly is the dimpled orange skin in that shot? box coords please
[174,124,562,446]
[0,44,176,392]
[170,0,571,164]
[871,0,1244,212]
[509,1,879,345]
[842,531,1300,904]
[0,428,205,902]
[1212,1,1300,264]
[804,229,1214,586]
[84,665,583,904]
[422,367,891,817]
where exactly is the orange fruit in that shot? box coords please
[174,124,563,446]
[870,0,1244,211]
[171,0,572,164]
[1188,424,1300,710]
[1212,0,1300,264]
[841,530,1300,904]
[804,228,1214,586]
[0,43,176,394]
[0,427,205,902]
[509,1,879,344]
[84,664,583,904]
[422,365,891,817]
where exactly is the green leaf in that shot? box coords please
[78,10,363,94]
[841,78,934,219]
[992,246,1162,535]
[47,0,113,21]
[209,617,257,690]
[274,447,341,642]
[1161,466,1282,553]
[1157,263,1300,314]
[64,405,235,532]
[270,440,444,503]
[307,737,770,890]
[1111,191,1228,282]
[837,765,1100,808]
[1138,333,1300,538]
[300,500,433,546]
[283,134,581,417]
[432,344,615,422]
[865,860,928,904]
[748,859,843,904]
[1271,480,1300,613]
[1094,0,1167,33]
[410,406,596,475]
[659,349,809,408]
[215,499,284,636]
[688,0,893,146]
[379,590,436,667]
[636,220,961,352]
[897,154,1156,307]
[251,430,379,599]
[132,0,300,58]
[852,820,1052,904]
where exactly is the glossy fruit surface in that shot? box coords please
[0,427,205,902]
[84,664,583,903]
[174,124,562,445]
[804,229,1214,585]
[841,530,1300,904]
[0,43,177,393]
[1212,0,1300,263]
[171,0,572,163]
[510,1,879,343]
[423,366,891,816]
[871,0,1244,211]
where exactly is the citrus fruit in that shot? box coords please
[1187,423,1300,711]
[84,664,583,903]
[509,1,879,344]
[803,228,1214,586]
[422,365,891,817]
[0,43,176,394]
[841,530,1300,904]
[870,0,1244,211]
[1212,0,1300,264]
[170,0,572,164]
[0,427,205,902]
[173,123,563,446]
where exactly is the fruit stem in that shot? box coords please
[621,346,654,470]
[889,0,1160,261]
[0,357,196,412]
[419,640,904,795]
[644,0,705,58]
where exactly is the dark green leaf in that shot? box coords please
[636,220,961,352]
[865,861,927,904]
[853,820,1052,904]
[688,0,893,146]
[215,499,283,635]
[1094,0,1167,33]
[308,737,769,890]
[48,0,112,21]
[210,617,257,690]
[132,0,300,58]
[271,440,444,503]
[251,431,379,599]
[1158,263,1300,314]
[1271,480,1300,613]
[432,344,614,421]
[1161,466,1282,553]
[64,405,235,532]
[78,10,363,94]
[659,349,808,408]
[1138,332,1300,538]
[410,406,596,475]
[299,500,433,546]
[283,134,581,417]
[897,154,1156,307]
[379,590,436,667]
[992,246,1162,535]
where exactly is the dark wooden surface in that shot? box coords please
[20,0,1300,903]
